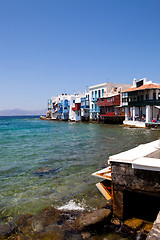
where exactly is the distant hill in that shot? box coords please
[0,108,47,116]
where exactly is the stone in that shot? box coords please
[142,222,153,233]
[124,218,144,231]
[35,167,60,176]
[31,232,62,240]
[74,208,111,230]
[0,223,11,238]
[81,231,91,239]
[112,190,124,219]
[111,217,121,226]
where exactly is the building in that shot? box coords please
[97,84,131,123]
[89,82,131,122]
[69,94,81,122]
[122,78,160,127]
[50,94,70,121]
[93,139,160,221]
[89,83,106,121]
[81,92,90,121]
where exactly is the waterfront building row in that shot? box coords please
[47,82,131,122]
[47,78,160,126]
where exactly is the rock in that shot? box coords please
[0,223,11,238]
[35,167,60,176]
[45,224,65,238]
[142,222,153,233]
[31,231,62,240]
[38,206,61,227]
[81,231,91,239]
[17,213,33,226]
[17,213,34,235]
[111,217,121,226]
[124,218,144,231]
[147,211,160,239]
[74,208,111,230]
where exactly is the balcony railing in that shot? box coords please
[91,97,97,102]
[128,99,160,107]
[90,108,100,113]
[81,105,89,109]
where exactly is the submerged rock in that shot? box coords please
[74,208,111,231]
[35,167,60,176]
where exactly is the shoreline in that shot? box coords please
[0,202,153,240]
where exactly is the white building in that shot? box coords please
[89,82,131,121]
[122,78,160,128]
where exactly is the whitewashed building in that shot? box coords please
[122,78,160,127]
[89,82,131,121]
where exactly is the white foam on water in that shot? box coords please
[58,199,86,211]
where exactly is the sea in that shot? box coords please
[0,116,160,238]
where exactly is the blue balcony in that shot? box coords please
[91,97,97,102]
[89,107,100,113]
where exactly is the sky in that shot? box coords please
[0,0,160,110]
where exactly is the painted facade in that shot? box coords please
[81,92,90,121]
[90,83,131,122]
[122,78,160,127]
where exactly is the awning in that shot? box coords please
[155,106,160,109]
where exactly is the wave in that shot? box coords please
[58,199,86,211]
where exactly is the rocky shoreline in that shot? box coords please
[0,202,154,240]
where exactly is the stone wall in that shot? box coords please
[111,162,160,219]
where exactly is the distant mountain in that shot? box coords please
[0,108,47,116]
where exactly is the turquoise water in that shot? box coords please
[0,116,160,223]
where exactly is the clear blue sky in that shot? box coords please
[0,0,160,110]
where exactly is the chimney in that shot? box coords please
[143,78,147,85]
[133,78,136,87]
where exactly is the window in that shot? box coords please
[153,91,156,100]
[146,94,149,100]
[92,91,94,98]
[73,100,75,103]
[102,89,104,97]
[95,91,97,99]
[98,90,101,98]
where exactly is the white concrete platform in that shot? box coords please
[123,120,146,128]
[108,140,160,171]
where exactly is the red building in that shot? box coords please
[97,94,125,123]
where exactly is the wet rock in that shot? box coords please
[74,208,111,231]
[31,231,62,240]
[38,206,61,226]
[0,223,11,238]
[31,217,45,232]
[81,231,91,239]
[17,213,33,226]
[124,218,144,231]
[45,224,65,238]
[35,167,60,176]
[111,217,121,226]
[17,213,33,235]
[141,221,153,233]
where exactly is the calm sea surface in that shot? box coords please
[0,116,160,225]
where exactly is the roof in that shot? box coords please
[123,84,160,93]
[108,140,160,171]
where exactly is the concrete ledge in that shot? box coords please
[123,120,146,128]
